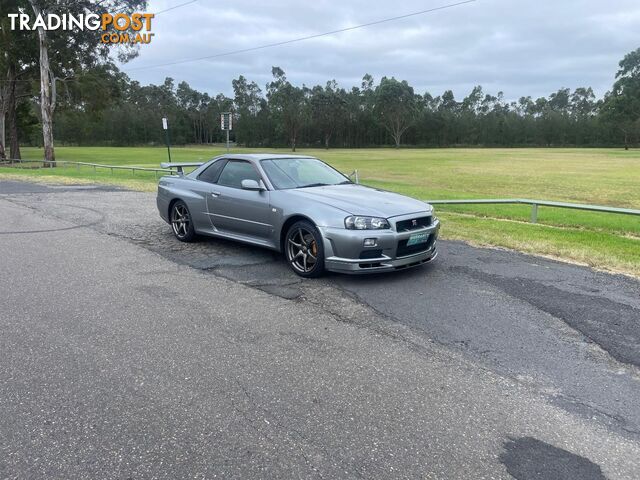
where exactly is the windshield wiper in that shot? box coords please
[337,180,353,185]
[298,183,330,188]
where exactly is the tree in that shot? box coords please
[570,87,596,117]
[233,75,263,146]
[374,77,418,147]
[209,93,234,144]
[602,48,640,149]
[460,86,483,143]
[27,0,147,165]
[569,87,597,145]
[177,81,206,143]
[434,90,459,146]
[310,80,346,149]
[266,67,308,151]
[29,0,56,164]
[0,0,37,160]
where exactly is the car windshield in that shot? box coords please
[261,158,351,190]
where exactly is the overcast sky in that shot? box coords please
[119,0,640,101]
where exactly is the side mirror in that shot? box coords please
[241,179,264,191]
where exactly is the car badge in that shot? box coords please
[412,219,418,227]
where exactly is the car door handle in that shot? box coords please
[211,191,222,197]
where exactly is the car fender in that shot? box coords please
[270,191,349,251]
[157,177,207,224]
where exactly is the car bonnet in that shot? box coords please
[287,184,430,218]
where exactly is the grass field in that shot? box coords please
[2,146,639,277]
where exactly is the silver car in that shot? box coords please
[157,154,440,277]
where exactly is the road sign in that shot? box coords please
[220,112,232,131]
[162,117,171,162]
[221,112,232,152]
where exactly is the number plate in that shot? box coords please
[406,232,429,246]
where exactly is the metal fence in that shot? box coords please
[2,160,639,223]
[426,198,640,223]
[0,159,172,178]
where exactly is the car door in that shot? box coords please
[191,159,228,232]
[205,159,272,240]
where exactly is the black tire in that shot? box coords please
[285,220,325,278]
[170,200,196,242]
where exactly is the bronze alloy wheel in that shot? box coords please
[286,221,324,277]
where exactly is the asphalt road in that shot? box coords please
[1,180,639,479]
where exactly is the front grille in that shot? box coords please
[396,235,435,257]
[395,216,432,232]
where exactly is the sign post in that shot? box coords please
[162,117,172,163]
[220,112,232,152]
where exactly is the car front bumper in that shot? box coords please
[319,217,440,274]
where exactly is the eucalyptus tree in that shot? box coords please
[176,81,202,143]
[437,90,459,146]
[568,87,598,145]
[266,67,308,151]
[460,86,484,143]
[602,48,640,149]
[232,75,263,146]
[26,0,147,165]
[0,0,37,160]
[310,80,347,149]
[374,77,419,148]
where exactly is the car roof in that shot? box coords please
[215,154,317,161]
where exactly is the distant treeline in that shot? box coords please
[16,50,640,150]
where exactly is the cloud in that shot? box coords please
[120,0,640,101]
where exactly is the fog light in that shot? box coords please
[363,238,377,247]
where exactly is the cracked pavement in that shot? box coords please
[1,180,639,479]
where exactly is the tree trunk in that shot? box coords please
[8,106,20,160]
[624,131,629,151]
[7,63,21,160]
[0,113,5,160]
[0,77,5,160]
[392,129,401,148]
[31,0,56,167]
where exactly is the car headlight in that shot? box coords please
[344,216,390,230]
[425,204,436,220]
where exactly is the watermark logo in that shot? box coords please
[5,12,155,45]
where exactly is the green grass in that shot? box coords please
[3,146,639,276]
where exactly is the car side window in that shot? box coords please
[198,159,227,184]
[217,160,262,189]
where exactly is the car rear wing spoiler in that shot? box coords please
[160,162,204,175]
